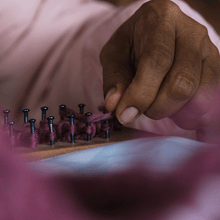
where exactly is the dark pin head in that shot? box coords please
[41,106,48,120]
[9,121,15,137]
[85,112,92,117]
[23,109,30,113]
[59,105,66,121]
[47,116,55,146]
[3,110,10,114]
[28,119,36,134]
[47,116,55,121]
[29,119,36,123]
[29,119,36,122]
[78,104,85,114]
[78,104,85,108]
[41,106,49,111]
[85,112,92,127]
[68,114,75,119]
[59,105,66,109]
[47,116,55,130]
[23,109,30,124]
[47,116,55,133]
[3,110,10,126]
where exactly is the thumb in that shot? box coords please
[103,84,127,113]
[99,18,135,113]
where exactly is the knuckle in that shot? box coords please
[140,0,180,19]
[147,45,173,72]
[211,44,220,58]
[131,78,158,103]
[200,24,208,36]
[197,24,209,42]
[168,72,199,101]
[103,70,132,89]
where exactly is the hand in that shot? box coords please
[100,0,220,133]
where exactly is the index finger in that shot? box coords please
[115,10,176,123]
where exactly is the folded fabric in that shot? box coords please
[27,137,220,219]
[1,132,220,219]
[28,136,214,176]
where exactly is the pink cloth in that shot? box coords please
[0,0,219,137]
[1,128,220,219]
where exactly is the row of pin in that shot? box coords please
[3,104,110,147]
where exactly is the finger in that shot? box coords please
[104,84,127,112]
[115,17,176,124]
[145,47,202,121]
[170,44,220,130]
[100,17,135,112]
[144,16,208,120]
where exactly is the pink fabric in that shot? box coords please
[0,0,219,137]
[1,128,220,219]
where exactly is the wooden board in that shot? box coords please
[15,127,160,163]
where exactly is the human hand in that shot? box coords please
[100,0,220,132]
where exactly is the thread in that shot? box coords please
[1,105,122,147]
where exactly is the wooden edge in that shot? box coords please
[16,141,118,163]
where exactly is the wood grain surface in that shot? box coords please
[15,127,160,163]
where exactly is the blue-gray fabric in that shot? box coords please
[28,136,215,176]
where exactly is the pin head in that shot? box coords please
[85,112,92,117]
[59,105,66,109]
[41,106,48,111]
[3,110,10,126]
[29,119,36,123]
[41,106,48,120]
[23,109,30,113]
[23,109,30,123]
[47,116,55,121]
[9,121,15,137]
[68,114,75,119]
[78,104,86,114]
[3,110,10,114]
[28,119,36,134]
[78,104,85,108]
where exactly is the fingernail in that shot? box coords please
[119,107,139,124]
[105,87,117,101]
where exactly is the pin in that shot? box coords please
[3,110,10,126]
[103,110,110,139]
[59,105,66,121]
[47,116,55,146]
[9,121,15,150]
[41,106,48,120]
[28,119,36,134]
[85,112,92,141]
[9,121,15,137]
[68,114,75,144]
[23,109,30,124]
[78,104,85,114]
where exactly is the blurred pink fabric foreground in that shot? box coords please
[1,128,220,219]
[0,0,219,139]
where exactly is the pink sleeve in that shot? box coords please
[0,0,219,140]
[0,0,117,123]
